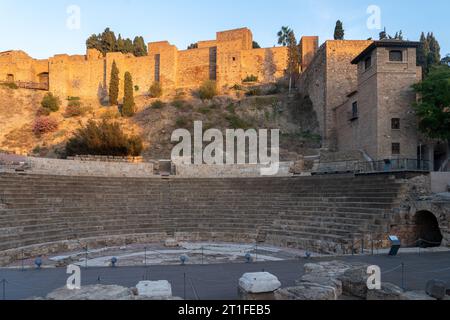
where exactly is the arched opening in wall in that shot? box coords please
[415,211,443,248]
[38,72,49,85]
[6,74,14,82]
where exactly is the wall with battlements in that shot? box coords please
[0,28,295,100]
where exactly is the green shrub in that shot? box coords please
[172,99,185,110]
[100,108,121,120]
[67,96,81,101]
[175,116,192,129]
[231,84,243,91]
[226,115,252,129]
[149,81,163,98]
[33,116,58,135]
[64,104,86,118]
[1,82,18,89]
[151,100,166,109]
[36,107,51,117]
[41,93,61,112]
[134,85,140,92]
[243,75,258,82]
[245,87,262,97]
[198,80,218,100]
[65,120,143,157]
[198,106,211,114]
[226,103,236,114]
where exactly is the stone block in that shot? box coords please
[46,285,134,300]
[136,280,172,299]
[366,283,404,300]
[275,283,337,301]
[238,272,281,294]
[337,264,371,299]
[425,279,447,300]
[164,238,179,248]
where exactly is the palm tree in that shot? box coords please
[277,26,293,46]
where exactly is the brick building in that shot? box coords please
[299,39,449,171]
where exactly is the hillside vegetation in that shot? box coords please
[0,84,321,161]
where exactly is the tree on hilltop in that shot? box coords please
[334,20,345,40]
[417,32,442,76]
[252,41,261,49]
[287,31,300,92]
[133,36,148,57]
[86,28,147,57]
[122,72,135,117]
[109,61,120,106]
[277,26,293,46]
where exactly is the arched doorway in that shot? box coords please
[38,72,49,85]
[6,74,14,82]
[415,211,443,248]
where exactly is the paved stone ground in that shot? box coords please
[1,251,450,300]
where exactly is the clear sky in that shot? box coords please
[0,0,448,59]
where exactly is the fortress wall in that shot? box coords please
[216,39,244,88]
[300,36,319,71]
[298,45,327,140]
[217,28,253,50]
[49,54,104,100]
[105,53,154,99]
[197,40,217,48]
[177,48,213,88]
[241,47,288,83]
[0,51,49,83]
[148,42,178,90]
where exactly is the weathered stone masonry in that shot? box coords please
[0,28,323,100]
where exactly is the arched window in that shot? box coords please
[6,74,14,82]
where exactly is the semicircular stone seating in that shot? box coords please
[0,173,405,265]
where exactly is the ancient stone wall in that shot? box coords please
[0,51,49,83]
[27,157,154,177]
[177,48,213,88]
[174,162,293,177]
[241,47,288,83]
[299,40,373,149]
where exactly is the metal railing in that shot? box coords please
[315,158,431,175]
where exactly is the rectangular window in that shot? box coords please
[154,54,161,82]
[392,143,401,155]
[391,118,400,130]
[389,50,403,62]
[352,102,358,117]
[364,56,372,70]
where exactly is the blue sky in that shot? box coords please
[0,0,448,59]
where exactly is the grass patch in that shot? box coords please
[226,114,253,130]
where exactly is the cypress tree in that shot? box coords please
[117,34,125,53]
[287,32,300,90]
[334,20,344,40]
[122,72,135,117]
[428,33,441,66]
[133,36,148,56]
[109,61,120,106]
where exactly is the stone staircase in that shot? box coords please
[0,173,406,263]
